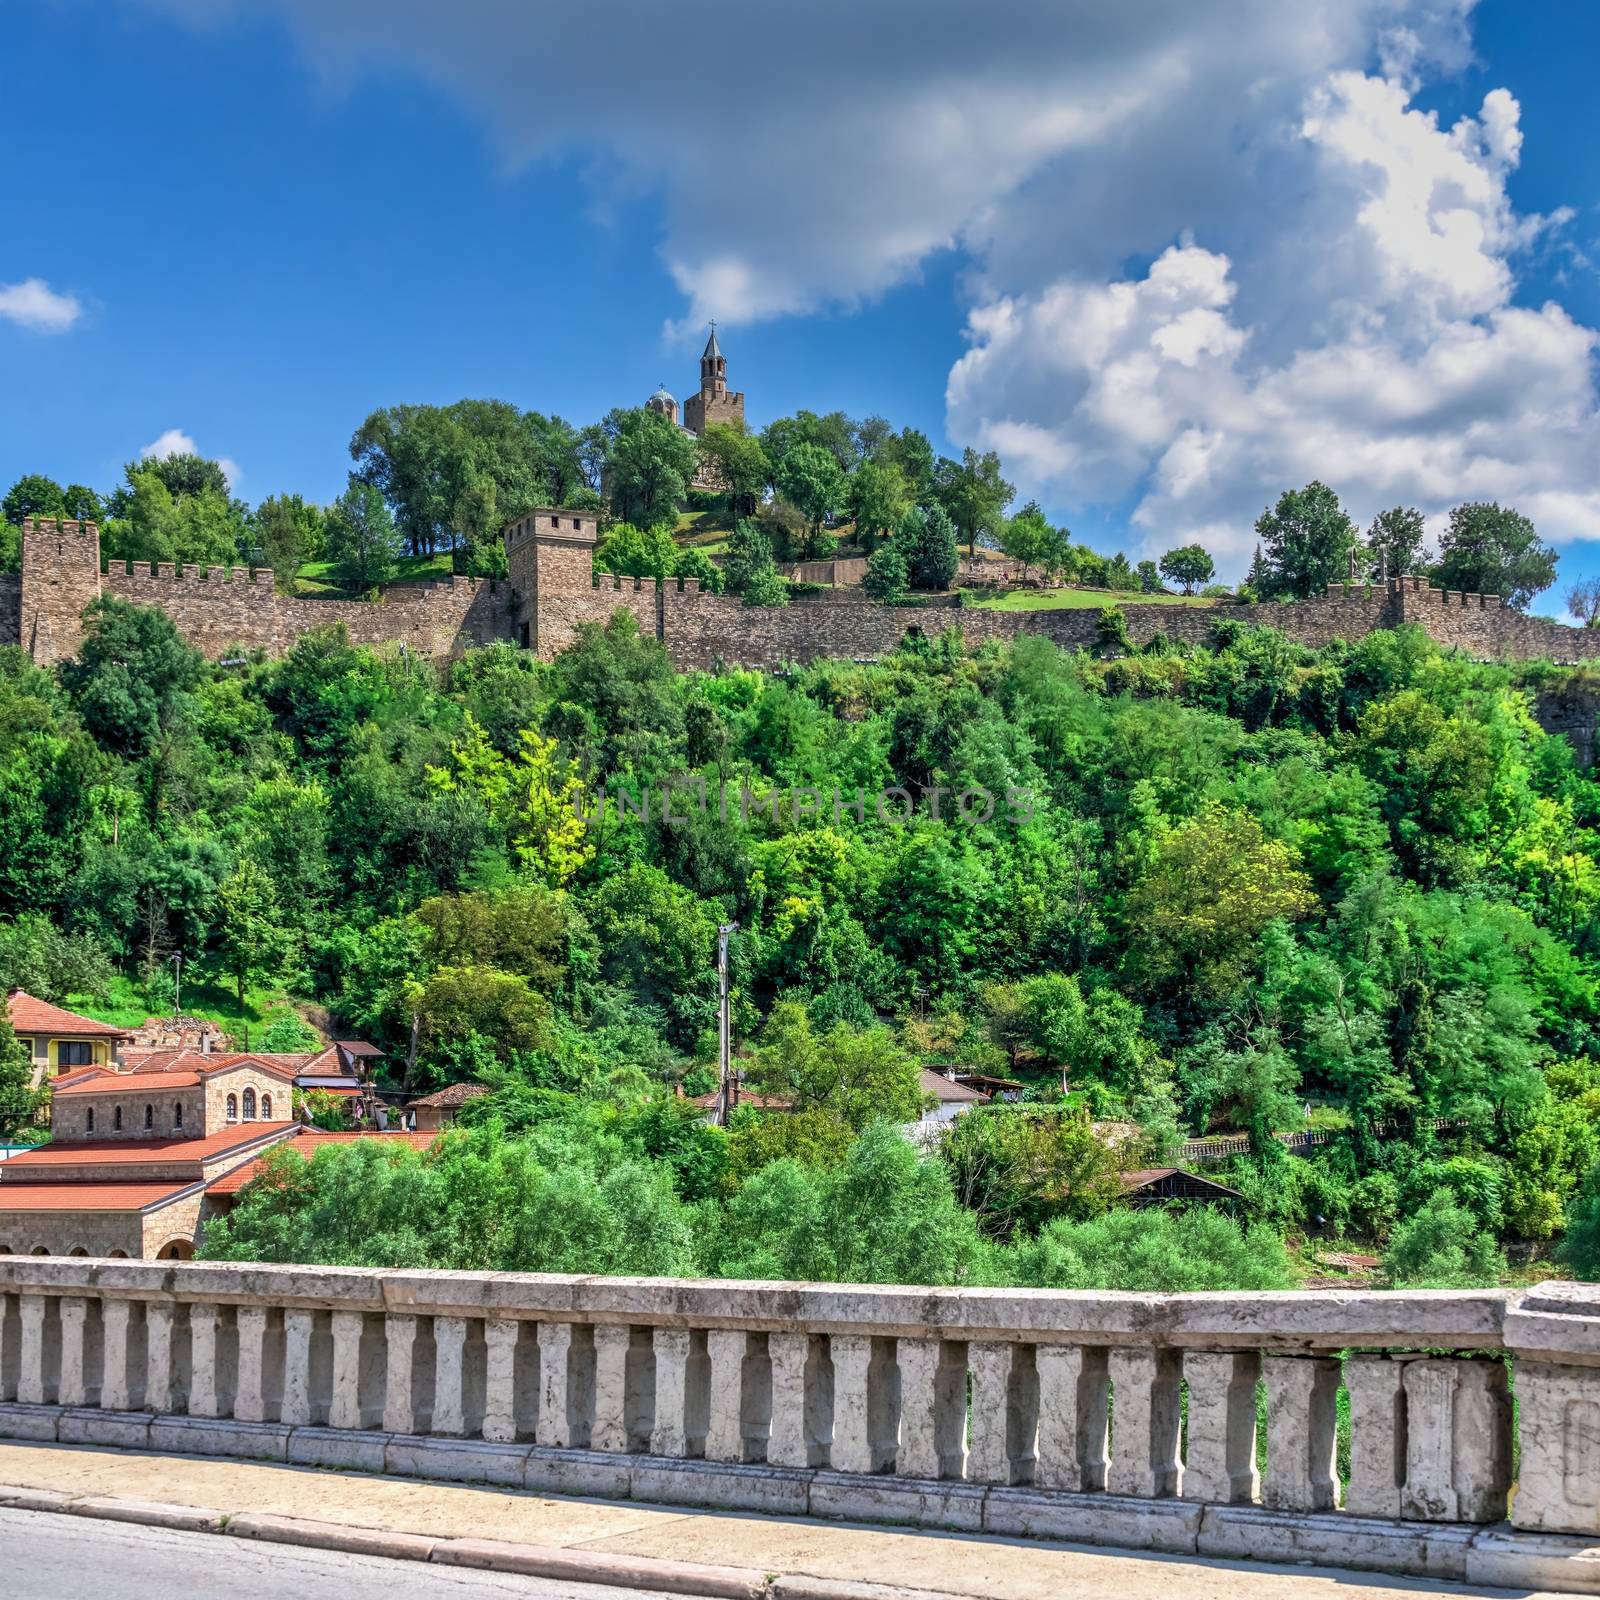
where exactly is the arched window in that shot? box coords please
[242,1087,256,1120]
[113,1105,122,1132]
[85,1108,94,1134]
[68,1246,88,1257]
[174,1102,183,1130]
[29,1245,48,1256]
[226,1093,237,1121]
[261,1093,272,1120]
[144,1104,154,1130]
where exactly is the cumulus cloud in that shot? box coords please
[139,0,1470,332]
[141,428,241,491]
[135,0,1600,563]
[949,71,1600,566]
[0,278,83,333]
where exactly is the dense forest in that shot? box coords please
[4,562,1600,1288]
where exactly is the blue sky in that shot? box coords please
[4,0,1600,613]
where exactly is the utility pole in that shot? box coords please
[169,952,183,1018]
[716,922,738,1126]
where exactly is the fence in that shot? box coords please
[0,1262,1598,1587]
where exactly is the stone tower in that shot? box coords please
[20,516,103,665]
[682,326,745,435]
[503,507,600,657]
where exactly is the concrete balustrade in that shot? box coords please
[1,1261,1599,1590]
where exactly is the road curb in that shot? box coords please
[0,1479,983,1600]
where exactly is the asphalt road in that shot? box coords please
[0,1505,685,1599]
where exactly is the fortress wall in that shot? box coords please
[100,561,513,661]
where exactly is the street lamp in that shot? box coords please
[716,923,738,1126]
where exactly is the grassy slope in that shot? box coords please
[970,587,1218,612]
[63,974,304,1046]
[293,553,453,599]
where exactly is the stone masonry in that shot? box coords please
[17,513,1600,684]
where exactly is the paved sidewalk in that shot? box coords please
[0,1440,1558,1600]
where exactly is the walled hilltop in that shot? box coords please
[14,512,1600,682]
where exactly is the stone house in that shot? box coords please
[7,991,133,1086]
[407,1082,490,1132]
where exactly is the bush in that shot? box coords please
[1382,1188,1505,1287]
[1001,1206,1295,1292]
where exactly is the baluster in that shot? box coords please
[591,1324,631,1452]
[188,1305,219,1418]
[897,1338,967,1481]
[0,1292,14,1402]
[1402,1357,1510,1523]
[100,1299,131,1411]
[1107,1347,1181,1497]
[829,1335,877,1474]
[145,1303,175,1416]
[968,1341,1037,1486]
[536,1322,577,1448]
[58,1297,88,1408]
[1262,1354,1339,1510]
[431,1316,467,1436]
[651,1327,701,1458]
[280,1309,312,1427]
[1035,1344,1109,1492]
[482,1319,520,1443]
[1343,1354,1404,1517]
[704,1329,753,1463]
[233,1306,268,1422]
[769,1332,826,1467]
[328,1311,364,1430]
[1181,1351,1259,1504]
[383,1313,418,1434]
[16,1295,47,1406]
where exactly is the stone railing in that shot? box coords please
[0,1261,1598,1592]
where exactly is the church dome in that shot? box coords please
[649,386,675,408]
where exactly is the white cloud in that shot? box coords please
[141,429,241,491]
[0,278,83,333]
[948,70,1600,569]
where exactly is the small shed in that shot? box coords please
[1119,1167,1244,1209]
[407,1082,491,1132]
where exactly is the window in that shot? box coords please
[242,1087,256,1120]
[261,1093,272,1119]
[85,1108,94,1134]
[113,1105,122,1132]
[59,1042,91,1067]
[144,1104,154,1130]
[174,1102,183,1130]
[226,1093,238,1121]
[30,1037,45,1060]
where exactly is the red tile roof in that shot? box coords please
[407,1082,491,1109]
[0,1180,199,1212]
[206,1130,437,1195]
[56,1052,298,1094]
[919,1068,989,1104]
[2,1123,297,1169]
[7,992,133,1040]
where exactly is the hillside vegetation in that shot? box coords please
[3,594,1600,1287]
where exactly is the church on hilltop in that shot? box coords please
[647,326,745,437]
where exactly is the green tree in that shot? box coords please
[1435,502,1556,609]
[863,535,909,603]
[1253,481,1358,600]
[1367,506,1427,576]
[255,493,326,591]
[935,447,1015,559]
[849,460,910,553]
[1136,558,1161,593]
[2,473,67,526]
[214,856,291,1012]
[746,1000,924,1130]
[1158,543,1215,595]
[604,407,698,531]
[325,478,401,591]
[895,503,959,591]
[722,518,789,607]
[0,1011,40,1138]
[774,442,846,549]
[695,423,768,520]
[1383,1188,1505,1287]
[101,471,241,569]
[941,1107,1123,1236]
[594,522,678,580]
[59,596,203,758]
[998,505,1057,583]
